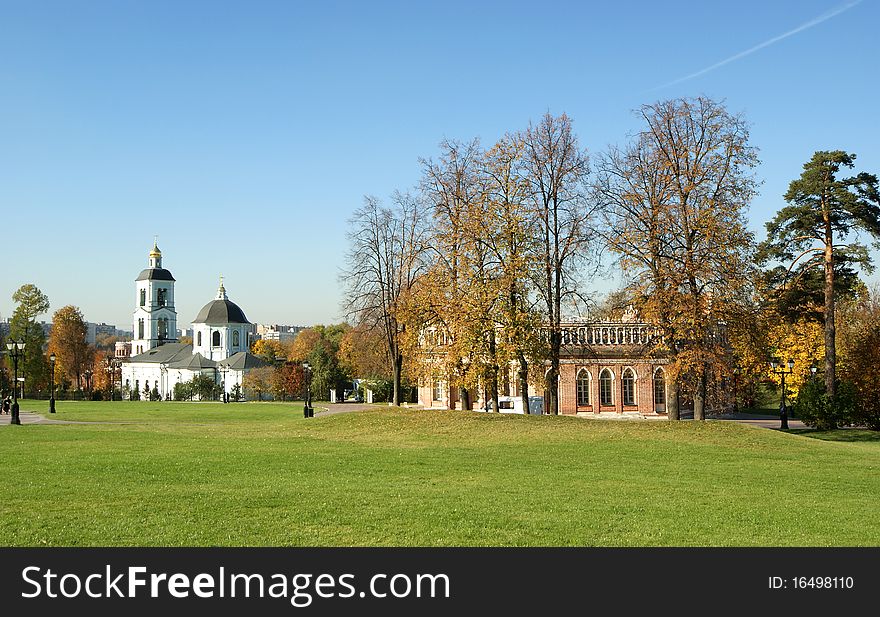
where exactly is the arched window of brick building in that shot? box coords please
[653,368,666,407]
[576,369,590,406]
[599,369,613,406]
[622,368,636,406]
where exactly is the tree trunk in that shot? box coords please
[518,354,530,414]
[824,238,836,399]
[693,370,707,421]
[460,387,470,411]
[548,330,560,414]
[668,381,680,421]
[392,354,403,406]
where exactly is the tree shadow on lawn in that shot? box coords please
[789,428,880,443]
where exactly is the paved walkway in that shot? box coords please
[1,404,806,431]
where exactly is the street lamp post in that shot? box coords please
[6,340,25,425]
[49,352,56,413]
[303,362,313,418]
[219,365,229,403]
[770,358,795,430]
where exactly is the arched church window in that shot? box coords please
[233,331,240,347]
[576,369,590,406]
[197,331,202,346]
[138,319,144,339]
[158,318,168,339]
[140,289,146,307]
[622,368,636,406]
[653,368,666,406]
[212,331,221,347]
[600,369,613,406]
[157,288,167,307]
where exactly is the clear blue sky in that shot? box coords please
[1,0,878,329]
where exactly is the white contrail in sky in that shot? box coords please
[652,0,863,90]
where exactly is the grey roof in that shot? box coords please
[193,299,250,325]
[218,352,269,371]
[136,268,176,282]
[127,343,193,364]
[168,352,217,370]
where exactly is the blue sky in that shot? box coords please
[1,0,878,330]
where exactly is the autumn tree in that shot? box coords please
[242,366,273,401]
[598,97,759,420]
[523,112,599,415]
[474,134,544,413]
[838,286,880,429]
[341,192,428,405]
[48,305,94,391]
[338,323,392,380]
[7,284,51,395]
[251,338,287,362]
[758,151,880,399]
[284,324,351,401]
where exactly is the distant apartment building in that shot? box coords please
[256,324,305,343]
[177,327,194,340]
[0,319,52,338]
[86,322,123,345]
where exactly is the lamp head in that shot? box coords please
[50,352,56,363]
[787,359,795,371]
[770,360,778,370]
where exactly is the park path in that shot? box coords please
[1,403,806,430]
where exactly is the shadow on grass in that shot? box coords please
[789,428,880,443]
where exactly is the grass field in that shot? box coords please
[1,400,878,547]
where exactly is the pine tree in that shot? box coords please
[759,151,880,398]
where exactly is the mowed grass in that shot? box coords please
[1,400,878,547]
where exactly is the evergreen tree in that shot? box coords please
[759,151,880,398]
[8,284,50,395]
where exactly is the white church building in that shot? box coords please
[121,242,267,400]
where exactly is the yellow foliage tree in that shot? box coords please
[764,318,823,398]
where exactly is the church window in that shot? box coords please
[233,331,240,347]
[158,318,168,340]
[197,331,202,346]
[138,319,144,339]
[212,331,221,346]
[157,288,167,307]
[622,368,636,406]
[140,289,146,307]
[576,369,590,406]
[600,369,613,406]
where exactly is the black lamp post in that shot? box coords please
[6,340,25,425]
[770,358,795,430]
[49,352,56,413]
[303,361,313,418]
[219,365,229,403]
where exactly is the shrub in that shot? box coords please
[794,379,858,430]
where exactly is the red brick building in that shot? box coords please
[418,321,671,417]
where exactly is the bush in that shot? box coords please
[794,379,858,430]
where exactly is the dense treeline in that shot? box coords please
[340,96,880,427]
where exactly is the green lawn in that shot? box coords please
[1,400,878,546]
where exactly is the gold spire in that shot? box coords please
[149,236,162,258]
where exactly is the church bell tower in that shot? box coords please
[131,240,178,355]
